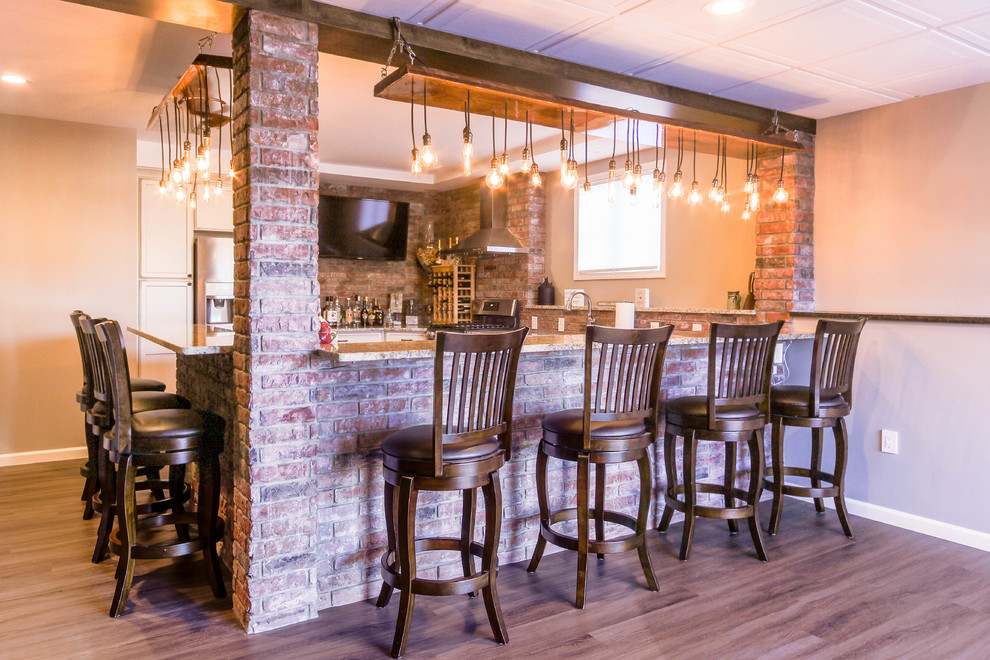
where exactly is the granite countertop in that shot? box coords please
[319,331,813,364]
[527,304,757,315]
[128,324,234,355]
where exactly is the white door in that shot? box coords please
[139,178,192,279]
[137,279,192,390]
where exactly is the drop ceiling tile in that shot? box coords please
[624,0,835,43]
[311,0,445,21]
[420,0,606,51]
[554,0,650,15]
[724,1,923,67]
[717,69,858,111]
[942,12,990,50]
[539,17,705,72]
[863,0,989,25]
[637,46,788,94]
[876,58,990,97]
[808,30,987,86]
[789,88,903,118]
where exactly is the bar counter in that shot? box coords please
[129,323,810,612]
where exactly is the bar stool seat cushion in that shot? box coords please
[542,409,646,450]
[665,395,761,426]
[132,409,206,440]
[130,377,167,392]
[91,392,191,420]
[770,385,849,417]
[382,424,500,463]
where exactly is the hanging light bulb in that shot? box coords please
[607,119,617,203]
[174,185,186,202]
[718,135,729,212]
[687,132,701,204]
[773,179,789,204]
[214,178,223,197]
[486,111,504,189]
[621,160,634,189]
[229,159,235,182]
[709,177,721,201]
[667,131,684,200]
[521,146,531,173]
[159,178,167,195]
[486,158,504,189]
[583,180,592,198]
[521,110,532,173]
[687,180,702,205]
[203,182,211,202]
[561,162,578,190]
[742,204,752,221]
[189,190,197,209]
[709,135,722,201]
[499,153,509,176]
[652,168,664,209]
[203,169,211,182]
[462,93,473,177]
[633,163,643,188]
[498,101,509,175]
[744,174,755,194]
[632,119,642,188]
[772,147,788,203]
[628,182,638,206]
[720,195,730,213]
[196,145,209,174]
[411,148,422,175]
[530,162,543,187]
[653,123,666,209]
[419,85,438,169]
[170,159,182,185]
[559,109,568,177]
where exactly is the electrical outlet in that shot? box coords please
[881,429,898,454]
[531,316,538,330]
[691,323,703,332]
[650,321,660,329]
[634,288,650,308]
[557,317,565,332]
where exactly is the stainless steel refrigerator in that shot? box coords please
[194,233,234,329]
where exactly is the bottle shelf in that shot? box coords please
[431,264,474,325]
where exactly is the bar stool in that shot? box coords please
[70,311,166,519]
[376,327,528,658]
[78,315,192,564]
[765,318,866,538]
[95,319,226,617]
[658,321,783,561]
[527,325,674,609]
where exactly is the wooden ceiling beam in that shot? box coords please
[61,0,817,137]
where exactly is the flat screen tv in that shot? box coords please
[318,195,409,260]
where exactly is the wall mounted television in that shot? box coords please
[317,195,409,260]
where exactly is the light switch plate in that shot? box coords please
[531,316,538,330]
[634,288,649,308]
[691,323,703,332]
[558,317,565,332]
[650,321,660,329]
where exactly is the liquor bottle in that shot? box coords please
[372,298,384,327]
[360,296,370,327]
[353,295,361,328]
[344,298,354,328]
[327,296,340,328]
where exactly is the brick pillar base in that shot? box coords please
[231,9,321,633]
[754,133,815,324]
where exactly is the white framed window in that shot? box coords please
[574,179,665,280]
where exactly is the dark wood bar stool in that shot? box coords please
[527,325,674,609]
[658,321,783,561]
[70,310,166,519]
[95,319,226,617]
[78,315,192,564]
[376,327,527,658]
[765,318,866,538]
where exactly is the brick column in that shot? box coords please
[231,10,321,632]
[753,133,815,322]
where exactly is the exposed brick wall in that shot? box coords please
[231,10,321,633]
[316,183,439,305]
[754,134,815,322]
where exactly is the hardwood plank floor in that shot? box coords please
[3,460,990,658]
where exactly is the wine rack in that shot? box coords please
[430,264,474,325]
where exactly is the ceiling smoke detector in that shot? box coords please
[702,0,748,16]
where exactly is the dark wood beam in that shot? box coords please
[61,0,816,136]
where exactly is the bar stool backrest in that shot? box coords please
[707,321,784,429]
[432,327,529,477]
[70,310,94,405]
[79,315,113,406]
[809,318,867,416]
[93,320,135,454]
[583,324,675,450]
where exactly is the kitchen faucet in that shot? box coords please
[564,289,596,326]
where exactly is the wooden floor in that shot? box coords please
[4,461,990,659]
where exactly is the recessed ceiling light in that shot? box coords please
[702,0,747,16]
[2,74,28,84]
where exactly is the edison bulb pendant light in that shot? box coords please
[530,162,542,187]
[667,172,684,199]
[582,179,592,199]
[744,174,755,194]
[499,152,509,176]
[521,147,531,174]
[203,184,211,203]
[214,178,223,196]
[773,179,789,203]
[462,128,473,176]
[486,158,504,189]
[742,205,752,221]
[411,148,422,175]
[621,159,634,189]
[720,196,730,213]
[420,133,438,169]
[652,169,664,209]
[708,177,721,201]
[159,178,167,195]
[607,159,616,203]
[687,180,702,205]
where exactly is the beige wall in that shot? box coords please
[808,82,990,534]
[0,114,138,459]
[546,153,754,309]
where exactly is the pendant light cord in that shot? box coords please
[491,111,497,158]
[409,80,416,148]
[692,131,697,180]
[713,135,721,180]
[779,147,785,179]
[661,125,666,175]
[611,118,616,160]
[503,101,508,155]
[422,85,428,134]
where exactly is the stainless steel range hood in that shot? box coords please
[446,184,528,255]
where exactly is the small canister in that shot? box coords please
[727,291,741,309]
[537,277,556,305]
